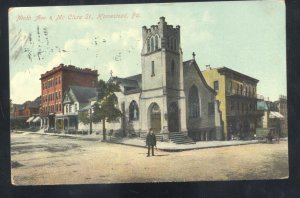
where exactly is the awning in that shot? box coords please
[270,111,284,119]
[32,116,41,123]
[26,116,35,123]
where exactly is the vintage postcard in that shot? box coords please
[9,1,288,185]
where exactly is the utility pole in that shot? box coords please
[89,107,92,135]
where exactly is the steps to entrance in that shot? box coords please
[169,132,195,144]
[139,132,195,144]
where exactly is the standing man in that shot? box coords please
[146,128,157,157]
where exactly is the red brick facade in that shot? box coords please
[40,64,98,116]
[13,101,40,118]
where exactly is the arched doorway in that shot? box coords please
[149,103,161,133]
[168,102,179,132]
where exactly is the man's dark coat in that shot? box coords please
[146,133,156,146]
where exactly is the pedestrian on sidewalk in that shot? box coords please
[146,128,157,157]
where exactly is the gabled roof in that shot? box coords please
[28,96,41,108]
[68,86,97,103]
[183,59,216,94]
[110,74,142,94]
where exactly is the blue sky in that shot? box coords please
[9,1,286,103]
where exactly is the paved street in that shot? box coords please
[11,132,288,185]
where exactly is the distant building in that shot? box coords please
[12,96,41,119]
[257,99,284,136]
[202,67,261,140]
[274,95,288,136]
[40,64,98,131]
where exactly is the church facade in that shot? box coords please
[77,17,223,141]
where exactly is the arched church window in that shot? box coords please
[189,85,200,118]
[155,35,159,50]
[151,37,154,52]
[129,100,139,121]
[147,39,150,52]
[167,37,170,48]
[170,38,173,50]
[171,60,175,77]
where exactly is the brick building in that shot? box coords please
[12,96,41,119]
[40,64,98,130]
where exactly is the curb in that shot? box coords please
[12,130,101,141]
[158,141,259,152]
[13,131,262,152]
[106,140,260,152]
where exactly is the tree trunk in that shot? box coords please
[89,118,92,135]
[102,119,106,141]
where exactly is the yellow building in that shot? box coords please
[202,66,260,140]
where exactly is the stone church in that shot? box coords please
[78,17,223,141]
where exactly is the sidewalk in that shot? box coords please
[13,130,261,152]
[111,137,260,152]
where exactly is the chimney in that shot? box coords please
[206,65,211,70]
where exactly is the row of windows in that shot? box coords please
[42,104,62,113]
[229,81,256,97]
[147,35,159,52]
[167,37,177,51]
[230,101,256,112]
[42,76,61,89]
[146,36,177,53]
[214,80,256,97]
[65,104,78,113]
[42,91,62,103]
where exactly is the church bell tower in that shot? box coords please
[139,17,187,137]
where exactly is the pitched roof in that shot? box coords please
[110,74,142,94]
[183,59,216,94]
[28,96,41,108]
[69,86,97,103]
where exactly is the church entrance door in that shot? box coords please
[168,102,179,132]
[149,103,161,133]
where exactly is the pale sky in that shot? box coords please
[9,1,286,104]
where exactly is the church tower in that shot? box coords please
[139,17,187,137]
